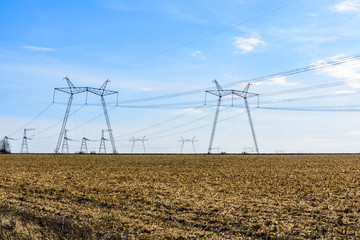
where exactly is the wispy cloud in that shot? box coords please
[253,76,297,87]
[191,50,207,60]
[22,46,55,52]
[334,90,356,94]
[348,130,360,135]
[317,56,360,88]
[268,76,297,86]
[331,0,360,13]
[233,37,265,54]
[269,26,335,47]
[177,108,203,115]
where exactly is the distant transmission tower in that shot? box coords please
[99,130,109,154]
[61,129,74,154]
[80,137,92,153]
[20,128,35,153]
[53,77,118,154]
[130,136,148,153]
[205,80,259,154]
[179,137,197,153]
[212,145,221,153]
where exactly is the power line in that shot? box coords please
[33,104,86,137]
[189,24,360,72]
[150,107,250,140]
[261,90,360,105]
[113,105,205,139]
[116,54,360,104]
[8,102,53,137]
[260,106,360,112]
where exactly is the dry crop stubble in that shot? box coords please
[0,154,359,239]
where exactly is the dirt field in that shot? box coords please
[0,154,359,239]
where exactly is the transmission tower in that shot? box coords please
[99,130,109,154]
[205,80,259,154]
[53,77,118,154]
[80,137,92,153]
[130,136,148,153]
[179,137,197,153]
[242,146,255,154]
[61,129,74,153]
[20,128,35,153]
[212,145,221,153]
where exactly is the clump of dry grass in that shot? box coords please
[0,154,360,239]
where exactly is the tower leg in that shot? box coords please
[244,98,259,154]
[99,130,107,154]
[208,97,222,154]
[143,141,146,153]
[55,95,73,153]
[80,138,85,153]
[101,96,117,153]
[84,140,88,153]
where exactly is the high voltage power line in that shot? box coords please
[5,53,360,153]
[116,54,360,104]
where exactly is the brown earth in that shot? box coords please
[0,154,359,239]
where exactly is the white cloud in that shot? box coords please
[191,50,207,60]
[334,90,356,94]
[268,76,297,86]
[22,46,55,52]
[253,76,297,87]
[177,108,203,115]
[348,130,360,135]
[317,56,360,88]
[234,37,265,54]
[331,0,360,12]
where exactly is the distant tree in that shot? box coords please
[0,137,11,154]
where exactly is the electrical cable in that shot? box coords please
[33,104,86,137]
[259,106,360,112]
[116,54,360,104]
[260,90,360,105]
[113,105,205,139]
[136,111,216,139]
[7,102,53,137]
[150,107,251,140]
[190,24,360,72]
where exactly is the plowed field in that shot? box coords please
[0,154,359,239]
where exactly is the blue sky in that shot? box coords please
[1,0,360,153]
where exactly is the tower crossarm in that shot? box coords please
[205,89,234,97]
[54,87,118,96]
[87,87,118,97]
[232,90,259,99]
[54,87,88,95]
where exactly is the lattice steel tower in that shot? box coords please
[20,128,35,153]
[205,80,259,154]
[99,129,109,154]
[130,136,148,153]
[80,137,92,153]
[53,77,118,154]
[61,129,74,154]
[179,137,197,153]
